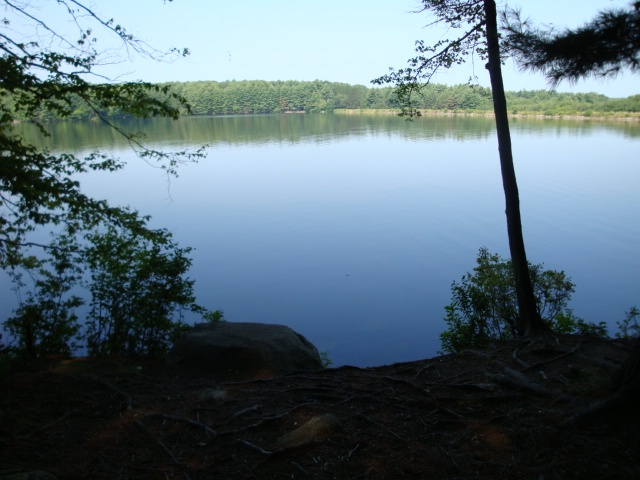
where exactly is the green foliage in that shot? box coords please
[616,306,640,338]
[320,351,333,368]
[503,2,640,87]
[440,303,488,353]
[0,1,204,268]
[169,80,640,116]
[3,225,216,359]
[7,78,638,121]
[5,239,83,358]
[372,0,489,117]
[83,227,203,358]
[440,248,606,353]
[551,310,608,337]
[0,341,28,376]
[1,2,213,359]
[204,309,226,323]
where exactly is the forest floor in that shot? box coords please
[1,334,638,480]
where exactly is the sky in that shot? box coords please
[8,0,640,97]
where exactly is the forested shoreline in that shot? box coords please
[12,79,640,121]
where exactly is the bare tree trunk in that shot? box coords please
[482,0,549,336]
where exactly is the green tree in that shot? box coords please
[0,0,203,268]
[440,248,606,353]
[84,226,200,358]
[1,1,212,357]
[502,1,640,413]
[375,0,549,337]
[617,307,640,339]
[503,1,640,87]
[5,238,83,358]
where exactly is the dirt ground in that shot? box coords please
[1,334,638,480]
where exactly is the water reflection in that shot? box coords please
[15,114,501,151]
[15,114,640,153]
[4,114,640,367]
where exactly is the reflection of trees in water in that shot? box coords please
[16,114,638,152]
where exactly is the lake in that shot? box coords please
[3,114,639,367]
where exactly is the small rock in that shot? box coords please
[198,387,230,404]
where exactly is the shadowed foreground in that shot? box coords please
[1,335,638,479]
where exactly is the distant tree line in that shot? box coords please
[8,79,640,121]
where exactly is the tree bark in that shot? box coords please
[482,0,549,336]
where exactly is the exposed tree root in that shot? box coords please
[135,419,193,480]
[146,412,217,436]
[2,335,637,479]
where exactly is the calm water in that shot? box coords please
[3,114,639,366]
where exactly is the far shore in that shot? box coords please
[334,108,640,122]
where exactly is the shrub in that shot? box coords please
[4,243,83,358]
[320,351,333,368]
[84,227,205,358]
[2,227,217,359]
[204,309,225,323]
[616,306,640,339]
[440,248,605,353]
[552,310,607,337]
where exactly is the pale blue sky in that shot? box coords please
[13,0,640,97]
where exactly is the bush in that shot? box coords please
[552,310,607,337]
[204,309,225,323]
[616,307,640,339]
[84,227,204,358]
[2,227,217,360]
[439,248,605,353]
[4,243,83,358]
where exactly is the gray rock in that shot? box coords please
[166,322,322,380]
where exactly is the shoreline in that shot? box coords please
[334,108,640,122]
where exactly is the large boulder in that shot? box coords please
[166,322,322,380]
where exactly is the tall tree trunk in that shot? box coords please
[482,0,549,336]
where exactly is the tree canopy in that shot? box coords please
[6,78,638,120]
[1,0,213,358]
[502,1,640,87]
[0,0,204,266]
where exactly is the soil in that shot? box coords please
[1,334,638,479]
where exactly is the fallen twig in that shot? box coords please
[236,438,272,456]
[438,444,461,471]
[411,364,434,379]
[232,404,263,418]
[333,388,393,406]
[218,403,314,436]
[353,413,402,440]
[78,375,133,410]
[146,413,217,436]
[291,460,309,474]
[383,376,430,394]
[42,410,76,430]
[135,420,192,480]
